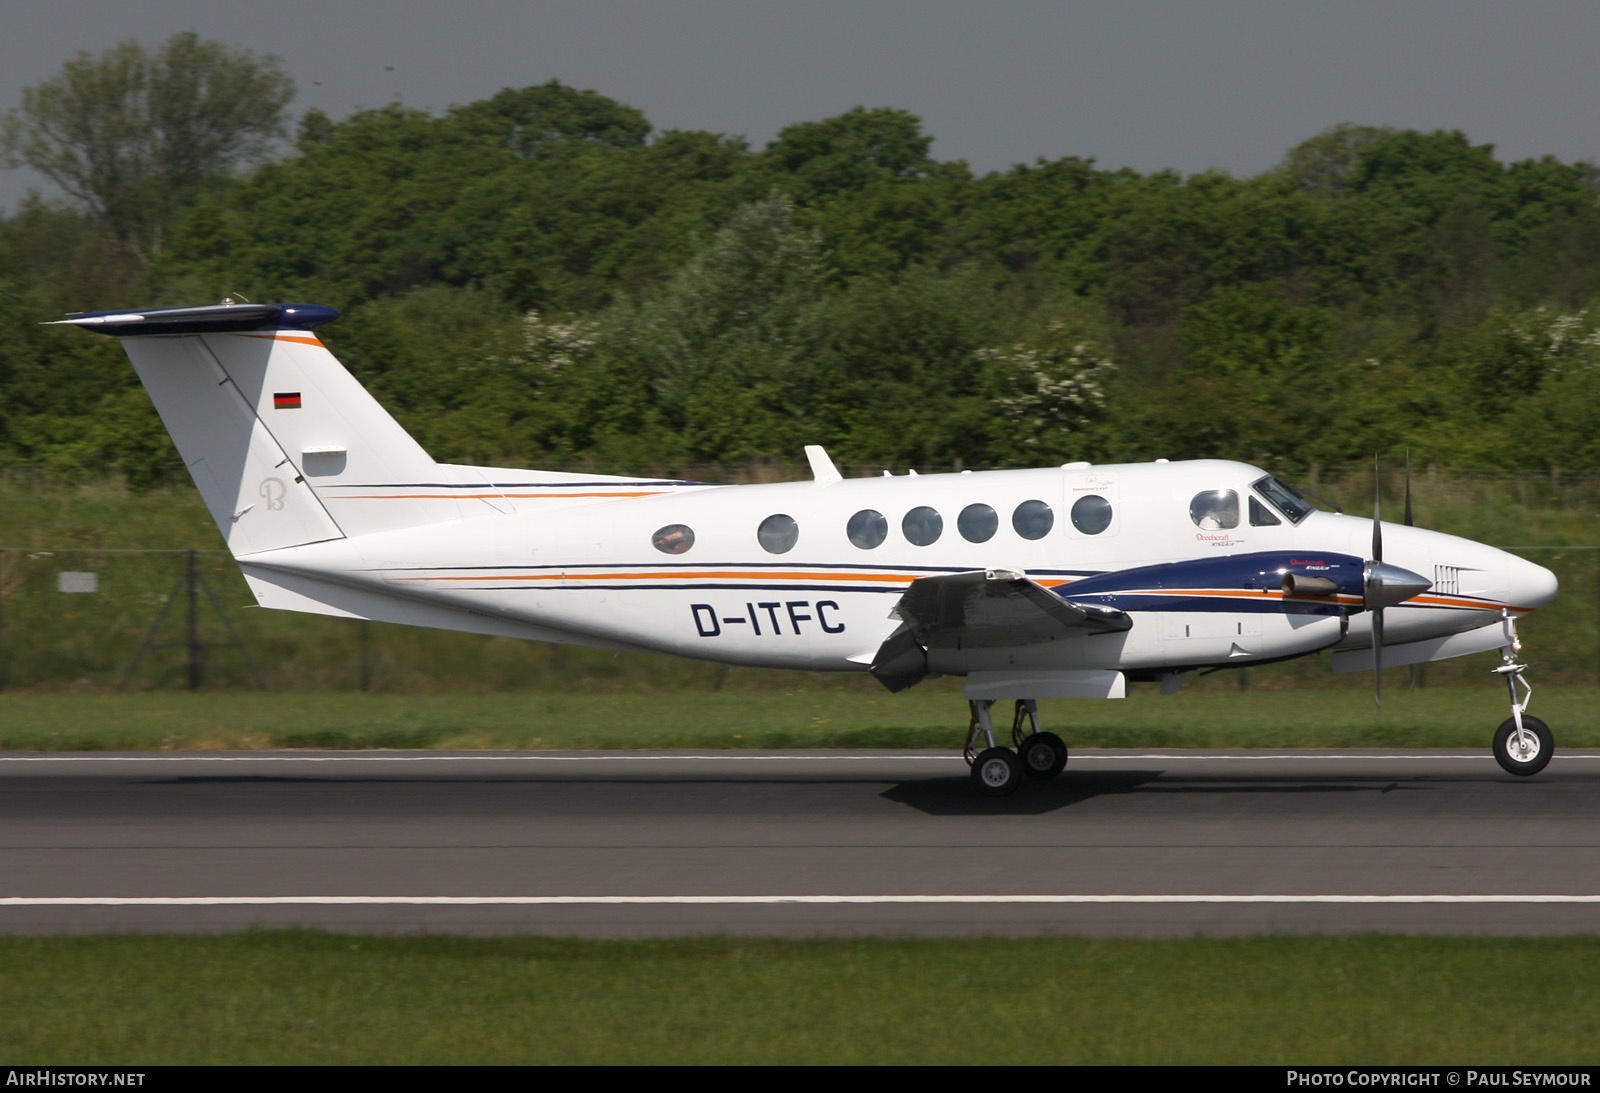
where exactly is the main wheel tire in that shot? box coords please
[1493,715,1553,776]
[1018,732,1068,780]
[971,747,1023,797]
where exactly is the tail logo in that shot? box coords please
[260,478,286,511]
[273,392,302,409]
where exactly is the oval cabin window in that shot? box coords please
[847,509,888,550]
[651,524,695,555]
[757,513,800,554]
[1071,494,1113,535]
[958,503,998,543]
[1012,500,1054,541]
[902,506,943,546]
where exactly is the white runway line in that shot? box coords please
[3,895,1600,906]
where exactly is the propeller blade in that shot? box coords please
[1404,449,1414,528]
[1368,455,1431,708]
[1404,448,1417,690]
[1373,604,1383,708]
[1372,456,1383,564]
[1372,455,1383,708]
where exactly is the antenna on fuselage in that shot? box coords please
[804,445,842,484]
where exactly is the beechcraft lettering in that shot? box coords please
[54,300,1561,795]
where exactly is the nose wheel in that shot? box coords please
[1494,715,1552,776]
[1491,613,1554,777]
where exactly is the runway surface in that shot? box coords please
[2,749,1598,937]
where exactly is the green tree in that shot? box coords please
[1278,123,1397,199]
[454,81,651,156]
[601,191,830,460]
[761,107,940,199]
[1,31,294,259]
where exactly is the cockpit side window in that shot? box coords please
[1189,490,1239,530]
[1252,476,1314,525]
[1249,496,1282,527]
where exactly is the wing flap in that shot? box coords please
[893,568,1130,649]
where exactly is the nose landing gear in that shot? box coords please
[1491,612,1553,776]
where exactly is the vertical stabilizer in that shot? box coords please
[54,302,460,555]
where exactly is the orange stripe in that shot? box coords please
[337,491,667,500]
[1125,588,1366,606]
[401,570,927,583]
[236,333,326,347]
[1412,593,1502,610]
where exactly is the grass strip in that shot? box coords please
[1,932,1597,1065]
[0,687,1596,752]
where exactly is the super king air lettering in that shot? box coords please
[692,601,847,637]
[55,300,1563,796]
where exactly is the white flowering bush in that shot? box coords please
[979,321,1115,454]
[1505,307,1600,377]
[513,309,599,374]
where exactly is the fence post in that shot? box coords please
[186,549,202,691]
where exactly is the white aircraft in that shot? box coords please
[56,301,1561,795]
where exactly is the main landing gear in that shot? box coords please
[1491,612,1554,777]
[964,699,1067,796]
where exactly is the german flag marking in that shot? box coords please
[273,392,302,410]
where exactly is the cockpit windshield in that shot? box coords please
[1252,476,1316,525]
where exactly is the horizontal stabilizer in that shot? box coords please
[50,302,338,337]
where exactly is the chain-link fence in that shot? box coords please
[0,547,605,693]
[1,545,1596,693]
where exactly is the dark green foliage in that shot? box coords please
[5,53,1600,484]
[455,81,651,156]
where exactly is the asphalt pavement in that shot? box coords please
[1,749,1597,936]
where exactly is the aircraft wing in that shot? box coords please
[871,569,1129,691]
[893,568,1130,646]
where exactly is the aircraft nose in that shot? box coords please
[1508,553,1559,611]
